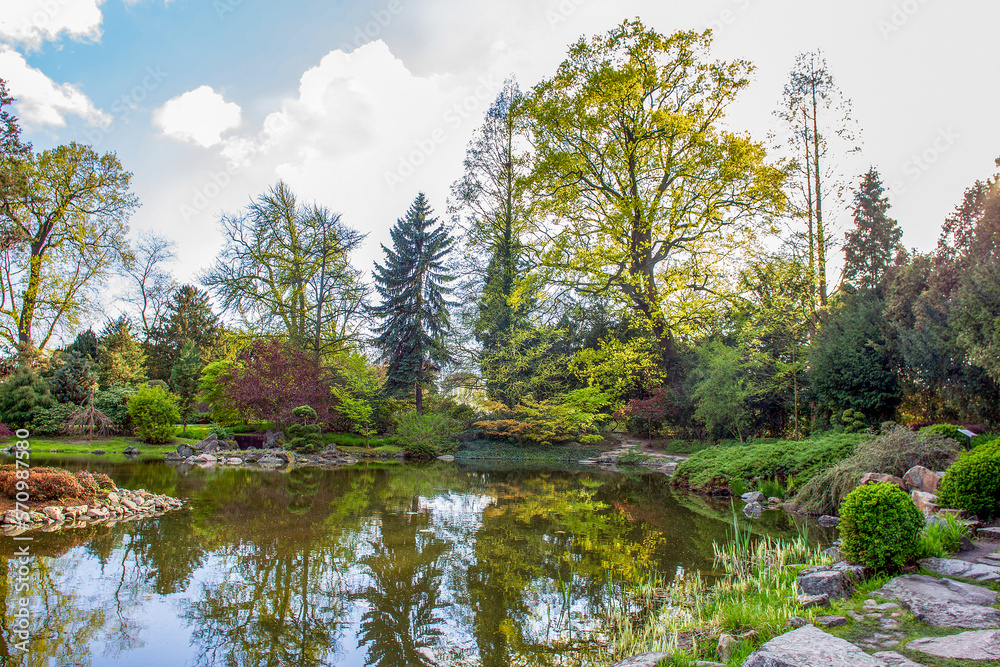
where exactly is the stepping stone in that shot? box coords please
[742,625,887,667]
[814,615,847,628]
[978,526,1000,540]
[918,557,1000,582]
[907,629,1000,661]
[872,574,1000,629]
[872,651,926,667]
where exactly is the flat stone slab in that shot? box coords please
[609,653,671,667]
[907,629,1000,661]
[978,526,1000,540]
[741,625,888,667]
[873,574,1000,628]
[919,557,1000,582]
[872,652,926,667]
[874,574,997,607]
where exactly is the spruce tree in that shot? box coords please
[98,316,148,389]
[371,194,455,415]
[0,365,56,427]
[146,285,221,381]
[844,168,904,291]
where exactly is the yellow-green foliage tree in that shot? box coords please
[521,21,787,378]
[0,141,137,356]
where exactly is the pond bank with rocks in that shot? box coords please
[1,485,184,536]
[164,433,358,470]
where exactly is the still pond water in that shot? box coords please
[0,458,831,667]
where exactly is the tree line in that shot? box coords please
[1,19,998,445]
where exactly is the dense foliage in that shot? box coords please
[838,482,924,570]
[127,384,180,444]
[937,438,1000,519]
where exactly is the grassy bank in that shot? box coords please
[672,433,863,494]
[605,515,994,666]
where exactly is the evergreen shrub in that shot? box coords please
[839,482,923,570]
[937,439,1000,519]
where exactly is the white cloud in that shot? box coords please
[0,47,108,127]
[154,85,242,148]
[0,0,104,49]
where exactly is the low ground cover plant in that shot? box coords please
[672,433,860,493]
[791,425,958,515]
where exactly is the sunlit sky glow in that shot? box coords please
[5,0,1000,309]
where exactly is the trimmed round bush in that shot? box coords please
[839,481,924,570]
[938,439,1000,520]
[127,385,180,444]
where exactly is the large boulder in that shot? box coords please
[907,630,1000,661]
[741,625,887,667]
[910,490,940,516]
[902,465,942,494]
[859,472,907,491]
[176,443,196,458]
[741,491,766,504]
[872,574,1000,628]
[817,515,839,527]
[797,562,864,599]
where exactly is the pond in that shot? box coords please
[0,458,832,667]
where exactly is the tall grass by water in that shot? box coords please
[604,504,830,664]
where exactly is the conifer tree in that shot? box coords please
[844,168,903,291]
[98,316,148,389]
[170,339,202,434]
[371,194,455,415]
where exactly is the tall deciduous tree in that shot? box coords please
[203,182,368,355]
[775,50,859,310]
[371,194,455,415]
[121,231,177,339]
[521,21,786,379]
[0,141,137,356]
[843,168,903,291]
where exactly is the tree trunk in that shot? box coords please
[811,84,827,307]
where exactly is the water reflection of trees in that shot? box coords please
[0,462,820,667]
[352,508,449,667]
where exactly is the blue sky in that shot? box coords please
[4,0,1000,316]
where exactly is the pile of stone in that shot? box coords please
[739,490,785,518]
[165,435,357,470]
[859,464,947,517]
[1,487,184,536]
